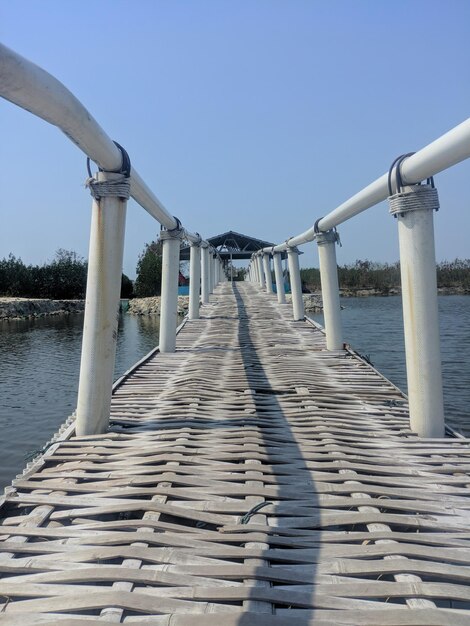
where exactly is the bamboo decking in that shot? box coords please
[1,282,470,625]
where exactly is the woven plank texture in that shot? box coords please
[1,282,470,624]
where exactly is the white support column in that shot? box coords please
[256,255,265,288]
[76,172,128,436]
[189,241,201,320]
[209,254,215,293]
[201,245,210,304]
[263,253,273,294]
[159,228,182,353]
[316,230,343,351]
[273,252,286,304]
[393,188,445,437]
[287,247,304,321]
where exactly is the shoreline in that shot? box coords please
[0,298,85,322]
[1,287,469,321]
[336,286,470,297]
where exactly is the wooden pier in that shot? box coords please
[1,282,470,624]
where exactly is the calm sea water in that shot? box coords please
[1,296,469,490]
[0,312,161,490]
[311,295,470,437]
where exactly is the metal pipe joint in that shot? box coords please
[315,229,340,246]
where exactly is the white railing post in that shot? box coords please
[159,227,182,353]
[201,245,210,304]
[76,171,128,436]
[316,230,343,351]
[263,253,273,294]
[273,252,286,303]
[391,185,445,437]
[256,254,265,288]
[209,254,215,293]
[287,247,304,321]
[189,240,201,320]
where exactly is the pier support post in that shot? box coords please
[256,254,265,289]
[273,252,286,303]
[287,247,304,321]
[189,240,201,320]
[316,230,343,351]
[201,245,210,304]
[159,227,183,353]
[391,185,445,437]
[209,254,215,293]
[263,253,273,294]
[76,171,128,436]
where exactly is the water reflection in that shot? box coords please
[0,312,162,489]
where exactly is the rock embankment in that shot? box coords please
[128,294,322,315]
[0,298,85,321]
[128,296,190,316]
[293,293,323,312]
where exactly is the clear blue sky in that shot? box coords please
[1,0,469,278]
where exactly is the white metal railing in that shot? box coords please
[3,42,470,440]
[0,43,227,436]
[248,117,470,438]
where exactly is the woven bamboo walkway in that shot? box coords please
[1,282,470,625]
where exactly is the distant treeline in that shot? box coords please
[300,259,470,292]
[0,250,133,299]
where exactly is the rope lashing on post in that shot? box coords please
[85,141,131,201]
[387,152,440,217]
[86,176,131,201]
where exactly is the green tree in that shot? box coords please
[134,239,163,297]
[121,273,134,299]
[45,249,88,299]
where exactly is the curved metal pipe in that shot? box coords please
[0,43,206,245]
[262,117,470,252]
